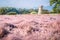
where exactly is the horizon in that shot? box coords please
[0,0,53,11]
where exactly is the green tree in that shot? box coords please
[0,8,7,15]
[29,9,38,14]
[50,0,60,13]
[6,12,17,15]
[0,7,19,15]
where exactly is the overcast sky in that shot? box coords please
[0,0,53,11]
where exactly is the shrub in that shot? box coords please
[30,11,37,14]
[6,12,17,15]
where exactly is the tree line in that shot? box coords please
[0,7,38,15]
[0,0,60,15]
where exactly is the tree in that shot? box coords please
[6,12,17,15]
[28,9,38,14]
[0,8,7,15]
[6,7,19,14]
[50,0,60,13]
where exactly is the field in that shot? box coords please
[0,14,60,40]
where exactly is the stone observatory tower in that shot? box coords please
[38,5,43,14]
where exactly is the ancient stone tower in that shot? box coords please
[38,5,43,14]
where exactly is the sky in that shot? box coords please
[0,0,53,11]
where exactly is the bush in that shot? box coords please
[30,11,37,14]
[6,12,17,15]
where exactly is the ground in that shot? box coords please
[0,14,60,40]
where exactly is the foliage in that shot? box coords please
[30,11,37,14]
[0,7,7,15]
[18,8,38,14]
[0,7,19,15]
[0,7,38,15]
[6,7,19,14]
[6,12,17,15]
[42,10,49,14]
[50,0,60,13]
